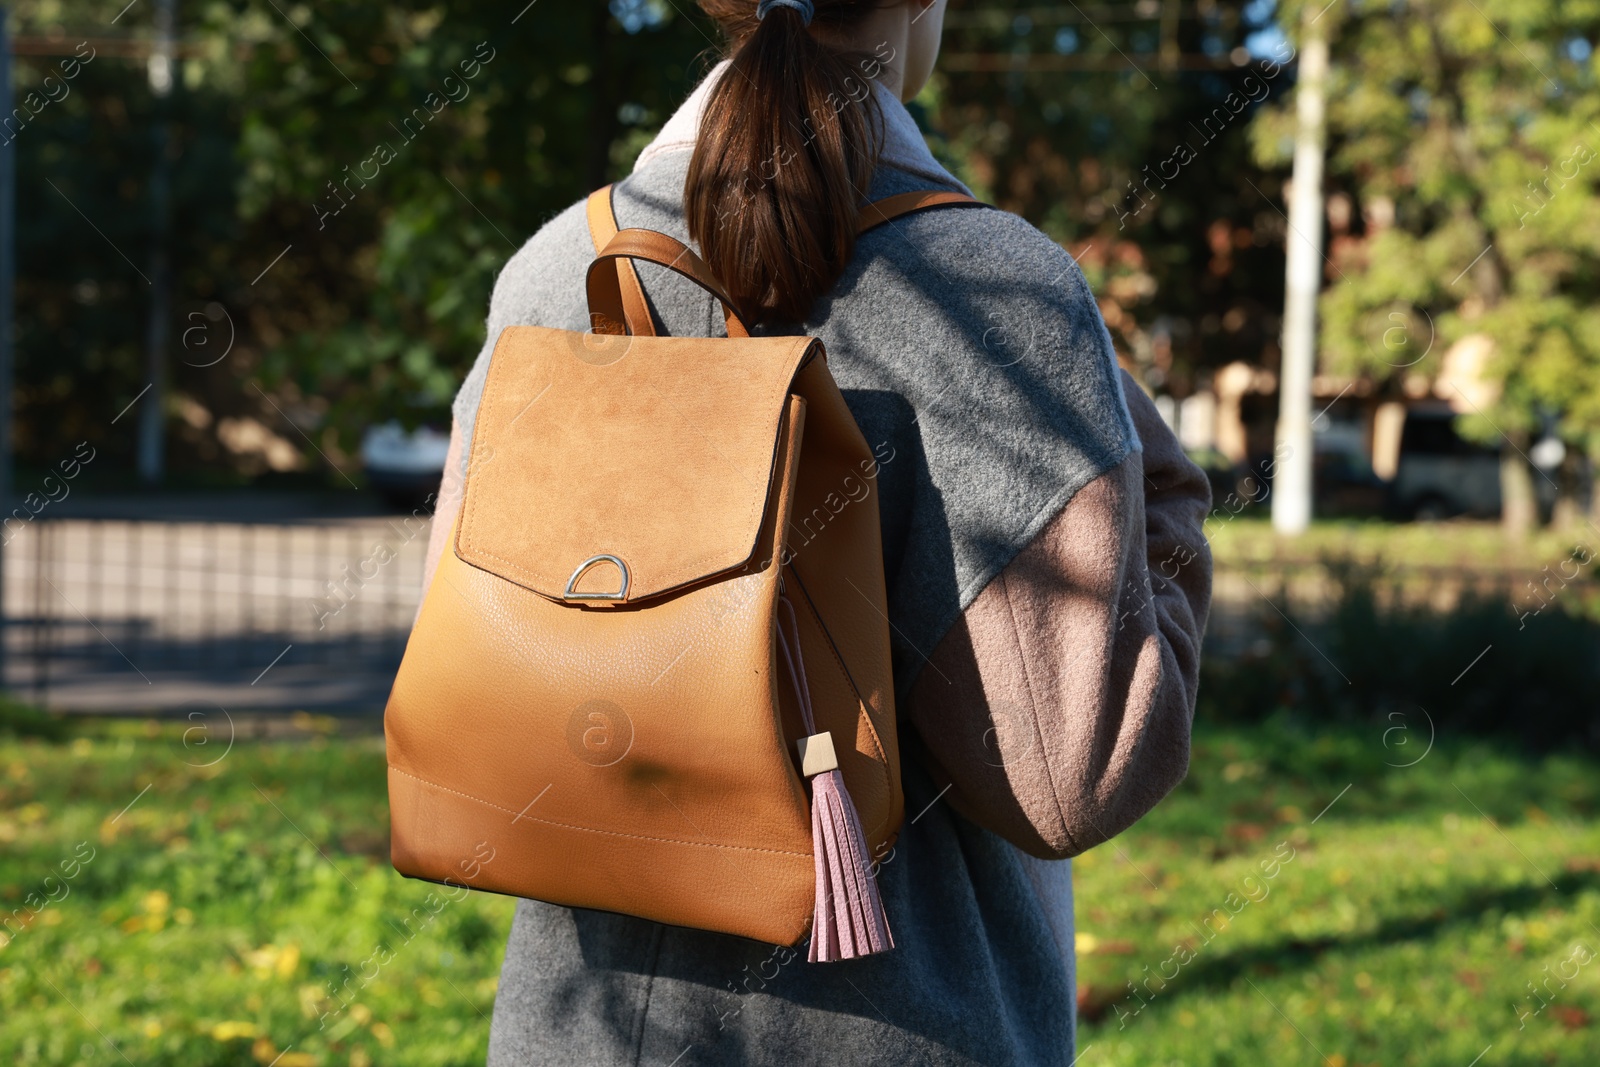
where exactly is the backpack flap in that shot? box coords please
[455,324,821,604]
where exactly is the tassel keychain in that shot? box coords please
[776,595,894,962]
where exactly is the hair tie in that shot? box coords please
[757,0,815,26]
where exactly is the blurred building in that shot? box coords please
[1156,332,1527,519]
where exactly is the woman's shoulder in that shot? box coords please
[484,198,594,331]
[505,195,592,271]
[860,178,1094,305]
[847,178,1111,366]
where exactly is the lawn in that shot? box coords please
[1072,719,1600,1066]
[2,713,1596,1067]
[1206,513,1598,571]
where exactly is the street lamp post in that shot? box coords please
[1272,10,1329,536]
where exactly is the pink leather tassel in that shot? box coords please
[807,765,893,961]
[777,595,894,962]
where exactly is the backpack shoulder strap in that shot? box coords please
[856,190,986,236]
[589,229,752,339]
[583,184,986,335]
[586,186,658,337]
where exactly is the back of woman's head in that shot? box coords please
[687,1,886,326]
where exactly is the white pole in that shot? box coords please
[0,8,13,687]
[1271,12,1328,535]
[138,0,177,484]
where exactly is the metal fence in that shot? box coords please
[4,515,429,713]
[1203,554,1587,657]
[2,512,1579,714]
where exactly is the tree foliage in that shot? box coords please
[17,0,713,479]
[926,0,1293,396]
[31,0,1599,499]
[1254,0,1600,520]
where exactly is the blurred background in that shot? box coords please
[1,0,1597,1064]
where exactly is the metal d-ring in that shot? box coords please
[563,554,630,602]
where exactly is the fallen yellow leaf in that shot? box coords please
[210,1020,258,1041]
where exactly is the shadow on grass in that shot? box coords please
[0,696,70,741]
[1080,867,1600,1023]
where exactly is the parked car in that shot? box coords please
[361,421,450,511]
[1391,411,1502,520]
[1312,447,1390,517]
[1227,444,1389,518]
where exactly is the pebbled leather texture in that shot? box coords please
[384,189,956,946]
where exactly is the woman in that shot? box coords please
[424,0,1213,1062]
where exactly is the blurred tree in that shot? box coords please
[1254,0,1600,533]
[16,0,713,484]
[21,0,1295,487]
[925,0,1292,400]
[214,0,715,470]
[11,2,234,480]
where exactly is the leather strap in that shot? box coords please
[588,229,753,339]
[855,190,985,235]
[585,188,657,337]
[583,185,986,335]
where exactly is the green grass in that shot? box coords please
[2,716,1597,1066]
[1075,718,1600,1066]
[1206,514,1596,571]
[0,718,510,1067]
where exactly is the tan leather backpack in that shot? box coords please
[385,185,979,960]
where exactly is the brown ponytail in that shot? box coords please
[686,1,886,325]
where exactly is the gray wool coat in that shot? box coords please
[446,79,1209,1065]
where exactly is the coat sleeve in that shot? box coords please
[902,369,1213,859]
